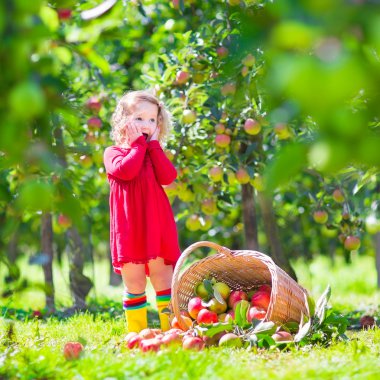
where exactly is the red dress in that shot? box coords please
[103,135,181,275]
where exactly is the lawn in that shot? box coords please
[1,254,379,379]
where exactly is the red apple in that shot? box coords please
[182,336,205,351]
[175,70,190,85]
[85,96,101,113]
[215,134,231,148]
[216,46,228,58]
[247,307,266,322]
[57,9,72,21]
[218,333,242,348]
[161,331,182,346]
[125,333,142,349]
[87,116,102,130]
[228,290,248,309]
[58,214,71,228]
[139,328,156,340]
[32,310,42,318]
[187,297,206,319]
[344,236,361,251]
[257,284,272,294]
[139,338,161,352]
[244,118,261,135]
[359,315,376,329]
[251,291,271,310]
[63,342,84,360]
[196,309,218,324]
[272,331,293,342]
[209,166,223,182]
[313,210,328,224]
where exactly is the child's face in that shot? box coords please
[129,101,159,140]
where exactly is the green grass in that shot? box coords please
[1,254,380,379]
[1,315,380,379]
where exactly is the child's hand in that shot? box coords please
[149,125,160,142]
[126,118,143,144]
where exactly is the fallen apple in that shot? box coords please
[63,342,84,360]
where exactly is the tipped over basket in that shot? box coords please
[171,241,309,331]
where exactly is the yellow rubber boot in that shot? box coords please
[123,292,147,333]
[156,289,171,332]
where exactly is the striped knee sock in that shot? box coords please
[156,288,171,332]
[123,291,147,333]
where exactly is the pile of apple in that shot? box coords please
[123,279,295,352]
[185,280,272,326]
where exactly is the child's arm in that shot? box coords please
[147,141,177,185]
[103,136,147,181]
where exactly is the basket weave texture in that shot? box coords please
[171,241,309,331]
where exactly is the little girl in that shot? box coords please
[103,89,181,333]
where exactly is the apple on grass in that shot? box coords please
[272,331,293,342]
[182,336,205,351]
[139,338,162,352]
[63,342,84,360]
[219,333,242,348]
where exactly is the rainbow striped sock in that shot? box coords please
[156,288,171,332]
[123,291,147,333]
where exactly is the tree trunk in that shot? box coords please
[374,232,380,289]
[66,227,93,309]
[41,212,55,309]
[241,183,259,250]
[257,192,297,281]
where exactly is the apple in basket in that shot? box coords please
[213,282,231,300]
[247,307,266,322]
[251,290,271,310]
[197,309,218,324]
[188,297,206,319]
[228,290,248,309]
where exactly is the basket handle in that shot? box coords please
[171,241,232,331]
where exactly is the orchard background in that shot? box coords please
[0,0,380,378]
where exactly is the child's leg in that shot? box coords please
[121,263,147,333]
[148,257,173,332]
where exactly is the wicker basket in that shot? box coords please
[171,241,309,331]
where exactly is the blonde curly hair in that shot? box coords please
[110,89,172,146]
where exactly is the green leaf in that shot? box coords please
[203,279,215,298]
[307,294,316,317]
[203,322,233,338]
[213,287,225,304]
[264,142,308,192]
[234,300,250,328]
